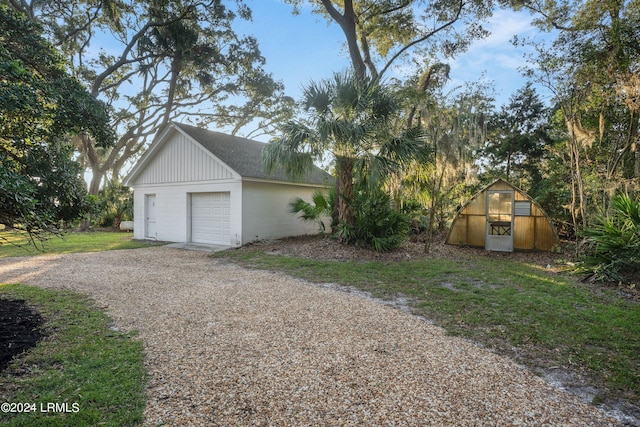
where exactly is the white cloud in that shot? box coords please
[442,8,552,105]
[482,9,536,47]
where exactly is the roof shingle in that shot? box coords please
[174,123,332,186]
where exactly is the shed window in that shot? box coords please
[514,201,531,216]
[488,192,513,236]
[488,193,512,223]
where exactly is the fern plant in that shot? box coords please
[581,193,640,283]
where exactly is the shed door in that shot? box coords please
[145,194,157,239]
[191,192,230,245]
[485,190,514,252]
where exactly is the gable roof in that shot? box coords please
[124,122,333,186]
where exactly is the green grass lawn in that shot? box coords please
[214,247,640,409]
[0,284,147,427]
[0,230,160,258]
[0,231,152,425]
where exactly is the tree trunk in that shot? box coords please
[633,142,640,181]
[164,56,182,124]
[566,116,587,232]
[634,113,640,178]
[424,161,445,254]
[573,142,587,228]
[89,168,107,195]
[318,0,367,80]
[335,155,355,228]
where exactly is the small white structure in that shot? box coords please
[123,123,332,247]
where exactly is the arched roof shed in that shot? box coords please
[446,179,559,252]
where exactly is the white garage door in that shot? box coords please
[191,192,230,245]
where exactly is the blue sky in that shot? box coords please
[235,1,551,113]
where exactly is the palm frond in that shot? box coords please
[581,193,640,283]
[288,191,332,233]
[263,122,316,179]
[303,80,332,113]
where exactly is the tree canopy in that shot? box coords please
[481,83,551,190]
[0,4,113,240]
[516,0,640,230]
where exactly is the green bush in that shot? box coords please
[337,188,409,252]
[581,193,640,283]
[400,199,429,235]
[289,186,408,252]
[95,180,133,228]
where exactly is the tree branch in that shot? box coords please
[91,2,204,96]
[379,0,464,78]
[7,0,33,20]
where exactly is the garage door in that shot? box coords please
[191,192,230,245]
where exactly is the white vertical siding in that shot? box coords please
[135,133,235,185]
[241,181,327,244]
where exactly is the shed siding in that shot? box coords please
[463,194,486,216]
[135,133,235,185]
[132,181,243,245]
[241,181,325,245]
[514,216,534,249]
[535,216,557,251]
[491,181,513,192]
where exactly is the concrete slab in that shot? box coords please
[166,242,230,253]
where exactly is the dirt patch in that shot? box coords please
[0,298,43,372]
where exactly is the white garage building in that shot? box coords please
[123,122,332,247]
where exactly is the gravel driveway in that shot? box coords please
[0,246,619,426]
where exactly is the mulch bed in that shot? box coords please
[243,233,567,265]
[0,298,43,372]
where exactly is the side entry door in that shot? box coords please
[485,190,514,252]
[145,194,157,239]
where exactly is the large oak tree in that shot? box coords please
[5,0,294,193]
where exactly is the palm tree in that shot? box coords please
[264,71,430,228]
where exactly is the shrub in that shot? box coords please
[289,186,409,252]
[337,188,409,252]
[581,193,640,283]
[401,199,429,235]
